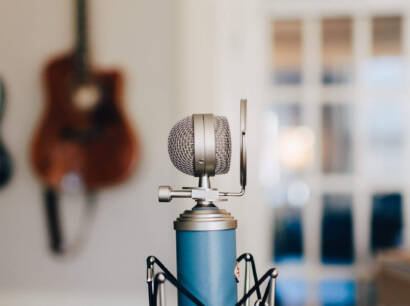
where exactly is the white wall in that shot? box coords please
[0,0,272,305]
[0,0,179,304]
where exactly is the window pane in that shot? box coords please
[371,193,403,253]
[259,104,303,191]
[322,18,353,84]
[273,104,314,174]
[363,100,404,179]
[260,105,313,210]
[273,20,302,84]
[322,104,352,173]
[274,205,303,263]
[372,16,402,56]
[319,279,356,306]
[321,194,354,264]
[277,280,306,306]
[368,16,403,85]
[274,104,302,127]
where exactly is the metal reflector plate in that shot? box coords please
[240,99,247,188]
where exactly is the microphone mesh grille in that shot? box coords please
[214,116,231,175]
[168,115,231,176]
[168,116,195,176]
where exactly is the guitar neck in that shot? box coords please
[75,0,89,80]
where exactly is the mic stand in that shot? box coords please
[146,256,204,306]
[146,254,278,306]
[151,100,279,305]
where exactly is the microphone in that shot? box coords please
[158,100,247,306]
[159,101,246,203]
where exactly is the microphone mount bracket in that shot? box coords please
[158,185,244,203]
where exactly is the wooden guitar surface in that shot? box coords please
[32,54,139,190]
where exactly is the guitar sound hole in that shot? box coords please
[72,83,101,111]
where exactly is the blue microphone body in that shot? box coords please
[175,207,238,306]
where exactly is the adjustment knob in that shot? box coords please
[158,186,172,202]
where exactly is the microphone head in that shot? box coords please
[168,115,231,176]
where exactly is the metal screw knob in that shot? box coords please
[158,186,172,202]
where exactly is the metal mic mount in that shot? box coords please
[158,182,245,203]
[147,253,278,306]
[159,99,247,205]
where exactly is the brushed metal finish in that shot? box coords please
[244,258,251,306]
[240,99,247,189]
[157,273,166,306]
[193,114,216,177]
[198,175,210,188]
[174,208,237,231]
[269,269,278,306]
[193,114,205,176]
[158,186,172,202]
[217,99,247,198]
[203,114,216,176]
[158,186,192,202]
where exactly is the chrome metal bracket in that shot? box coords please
[158,185,230,203]
[146,256,204,306]
[145,253,278,306]
[236,253,278,306]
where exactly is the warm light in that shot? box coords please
[278,126,315,170]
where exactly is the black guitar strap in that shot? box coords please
[0,79,13,189]
[44,187,63,253]
[43,186,97,255]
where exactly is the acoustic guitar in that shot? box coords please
[0,80,13,188]
[31,0,139,254]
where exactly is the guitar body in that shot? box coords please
[32,0,139,254]
[32,54,138,190]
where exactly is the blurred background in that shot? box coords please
[1,0,410,305]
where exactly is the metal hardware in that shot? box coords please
[219,98,247,198]
[156,273,166,306]
[191,187,219,202]
[174,208,237,231]
[158,186,191,202]
[147,265,154,282]
[268,269,278,306]
[147,256,155,282]
[244,254,251,306]
[240,99,247,189]
[146,256,204,306]
[158,99,247,205]
[193,114,216,177]
[236,254,278,306]
[146,254,278,306]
